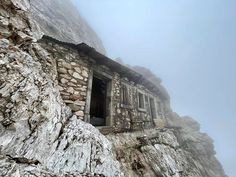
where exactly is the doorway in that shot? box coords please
[90,75,111,126]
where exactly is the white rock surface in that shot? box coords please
[107,123,227,177]
[73,72,84,80]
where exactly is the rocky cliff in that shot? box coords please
[0,1,122,176]
[0,0,227,177]
[108,114,227,177]
[30,0,106,54]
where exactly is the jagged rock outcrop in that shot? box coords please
[107,114,227,177]
[0,1,123,176]
[0,1,227,177]
[30,0,106,54]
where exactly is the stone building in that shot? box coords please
[40,36,170,133]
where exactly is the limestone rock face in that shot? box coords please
[107,116,227,177]
[30,0,106,54]
[0,1,123,176]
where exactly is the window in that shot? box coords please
[121,84,129,105]
[149,97,157,119]
[145,95,149,103]
[157,101,163,117]
[138,92,145,109]
[145,95,151,114]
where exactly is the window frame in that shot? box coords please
[156,100,163,118]
[120,82,132,109]
[149,96,158,119]
[137,90,146,112]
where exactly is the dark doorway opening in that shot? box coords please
[90,76,108,126]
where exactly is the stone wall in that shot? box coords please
[112,79,167,131]
[40,39,168,131]
[57,59,89,119]
[39,42,91,121]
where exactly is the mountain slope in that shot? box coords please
[0,0,227,177]
[30,0,106,54]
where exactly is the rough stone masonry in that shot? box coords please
[39,36,170,133]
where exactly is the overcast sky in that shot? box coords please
[73,0,236,176]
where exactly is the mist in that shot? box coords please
[73,0,236,176]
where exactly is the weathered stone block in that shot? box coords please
[71,78,77,83]
[60,78,68,84]
[57,62,62,67]
[72,72,83,80]
[58,68,67,74]
[62,62,72,69]
[74,67,81,73]
[76,87,87,92]
[73,91,80,95]
[74,100,86,106]
[59,74,71,80]
[68,70,73,75]
[70,95,83,101]
[71,62,77,66]
[80,92,86,96]
[67,87,74,94]
[117,109,121,114]
[57,59,64,62]
[67,103,80,112]
[75,111,84,117]
[82,66,89,71]
[67,82,77,87]
[82,70,88,78]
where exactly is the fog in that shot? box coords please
[73,1,236,176]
